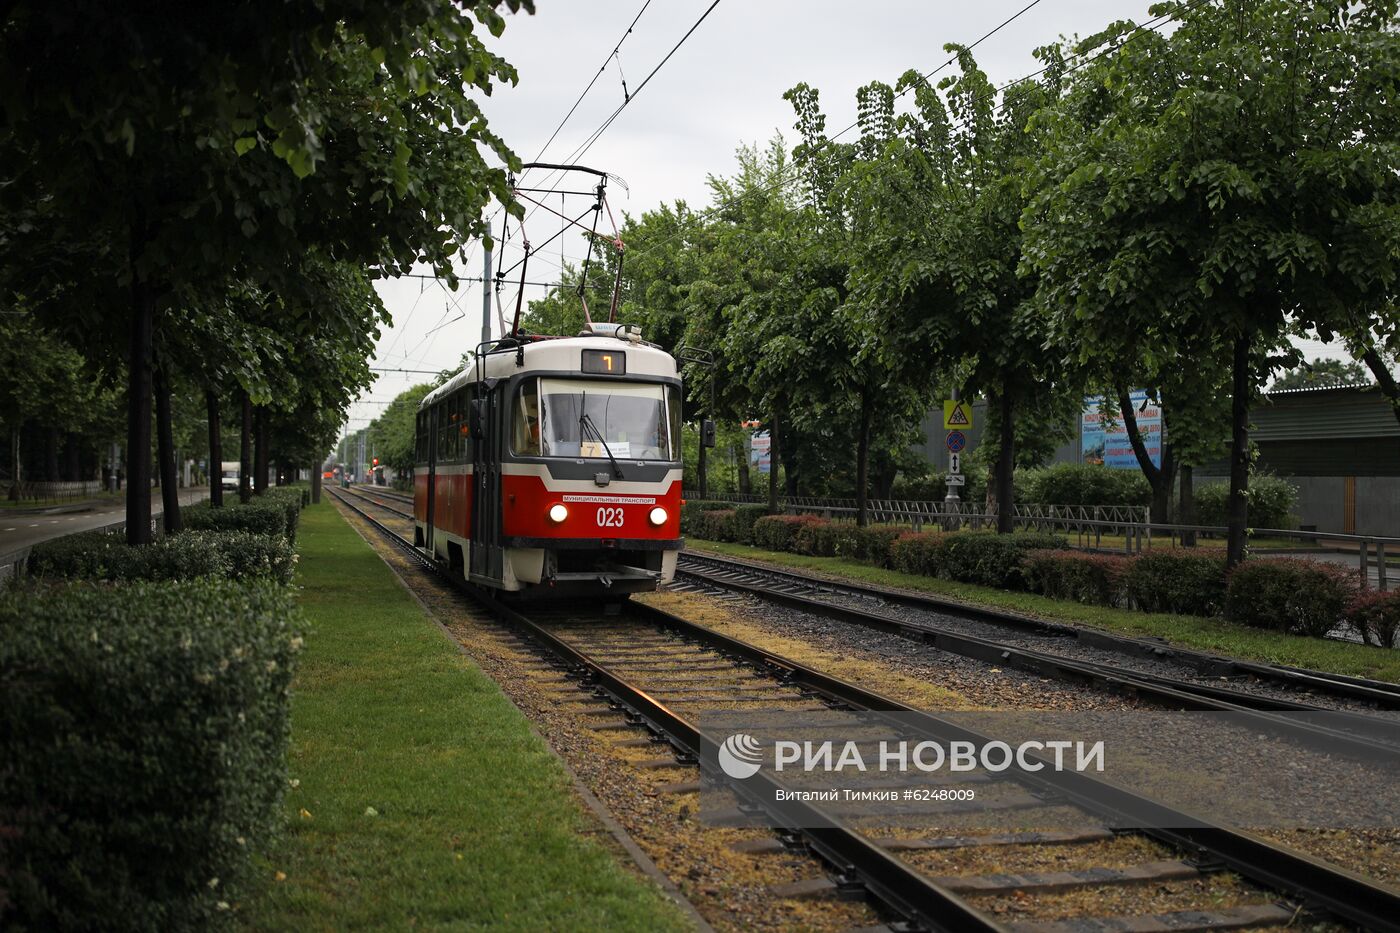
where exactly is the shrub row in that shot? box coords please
[28,529,296,585]
[687,512,1380,643]
[185,492,300,542]
[0,580,302,930]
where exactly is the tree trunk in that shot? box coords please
[855,386,871,527]
[44,427,60,482]
[996,388,1015,534]
[64,432,82,482]
[738,444,751,495]
[1116,384,1175,526]
[7,426,19,501]
[766,412,781,513]
[311,462,323,505]
[239,391,252,504]
[1178,464,1196,547]
[126,266,155,545]
[253,407,269,495]
[207,389,223,508]
[1226,333,1252,568]
[154,362,182,534]
[1360,345,1400,427]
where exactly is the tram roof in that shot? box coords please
[419,333,678,411]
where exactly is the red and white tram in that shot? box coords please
[413,323,684,597]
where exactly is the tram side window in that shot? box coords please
[417,411,429,463]
[512,379,541,456]
[436,401,449,460]
[460,388,475,460]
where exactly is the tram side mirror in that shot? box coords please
[469,399,487,440]
[700,419,717,448]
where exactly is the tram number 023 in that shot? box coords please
[596,507,625,528]
[581,349,626,375]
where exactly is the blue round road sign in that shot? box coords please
[945,430,967,453]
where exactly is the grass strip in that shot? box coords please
[241,503,688,931]
[688,539,1400,684]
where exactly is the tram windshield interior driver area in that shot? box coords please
[512,378,681,462]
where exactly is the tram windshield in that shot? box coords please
[514,378,680,461]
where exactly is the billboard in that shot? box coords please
[1081,390,1162,470]
[749,432,772,474]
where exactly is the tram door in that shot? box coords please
[424,404,437,554]
[470,380,504,583]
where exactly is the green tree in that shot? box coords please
[785,80,935,525]
[1023,0,1400,565]
[1270,357,1373,391]
[0,312,92,499]
[367,383,437,476]
[851,50,1071,532]
[1,0,531,542]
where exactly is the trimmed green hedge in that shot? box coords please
[184,495,298,542]
[0,580,301,930]
[890,532,944,576]
[1024,550,1132,606]
[27,530,295,585]
[936,532,1069,589]
[1124,551,1228,616]
[1226,558,1359,637]
[752,515,823,551]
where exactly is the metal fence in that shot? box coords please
[683,490,1397,590]
[3,480,109,504]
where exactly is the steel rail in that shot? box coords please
[678,550,1400,710]
[675,553,1400,759]
[330,489,1400,931]
[325,488,1004,930]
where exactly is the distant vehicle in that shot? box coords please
[220,461,240,491]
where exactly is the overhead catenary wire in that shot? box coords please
[504,0,727,244]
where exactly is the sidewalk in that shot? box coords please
[0,486,211,556]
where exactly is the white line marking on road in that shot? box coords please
[3,528,14,532]
[28,524,39,528]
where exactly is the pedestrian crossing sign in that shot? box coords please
[943,400,973,429]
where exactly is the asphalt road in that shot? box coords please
[0,486,211,557]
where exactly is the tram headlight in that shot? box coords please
[548,503,568,523]
[648,506,668,526]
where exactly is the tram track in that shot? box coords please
[328,487,1400,932]
[676,551,1400,713]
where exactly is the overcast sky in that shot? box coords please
[349,0,1343,434]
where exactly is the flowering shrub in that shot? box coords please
[1024,550,1133,606]
[1344,589,1400,648]
[1226,558,1359,636]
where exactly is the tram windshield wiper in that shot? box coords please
[579,392,624,478]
